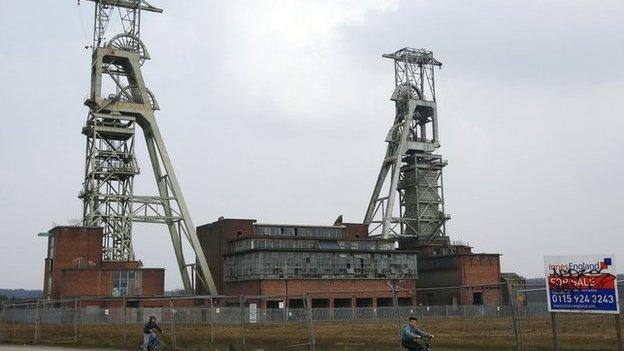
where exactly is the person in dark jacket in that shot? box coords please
[401,316,434,350]
[141,315,163,350]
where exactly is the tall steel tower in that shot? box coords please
[78,0,217,294]
[364,48,450,242]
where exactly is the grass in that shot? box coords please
[0,314,622,350]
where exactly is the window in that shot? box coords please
[472,292,484,305]
[319,240,340,249]
[112,270,141,297]
[426,293,434,305]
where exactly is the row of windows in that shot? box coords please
[255,226,344,238]
[230,238,396,252]
[225,251,418,281]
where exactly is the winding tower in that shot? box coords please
[78,0,217,294]
[364,48,450,242]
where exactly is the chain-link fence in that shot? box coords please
[1,283,622,350]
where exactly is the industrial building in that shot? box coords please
[42,226,164,300]
[194,218,506,306]
[195,218,418,308]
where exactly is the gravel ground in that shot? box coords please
[0,346,115,351]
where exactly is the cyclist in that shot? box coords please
[401,316,434,351]
[141,315,163,350]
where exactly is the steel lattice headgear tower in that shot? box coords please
[79,0,217,294]
[364,48,450,241]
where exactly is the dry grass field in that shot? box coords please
[0,314,621,351]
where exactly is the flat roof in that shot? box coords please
[231,235,397,243]
[254,223,346,229]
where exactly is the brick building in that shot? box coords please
[196,218,507,307]
[399,237,503,306]
[42,226,164,300]
[196,218,419,308]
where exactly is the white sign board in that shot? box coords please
[544,255,619,314]
[249,303,257,323]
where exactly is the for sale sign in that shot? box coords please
[544,255,619,314]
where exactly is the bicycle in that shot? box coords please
[138,331,166,351]
[401,335,433,351]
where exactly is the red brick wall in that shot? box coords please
[142,269,165,297]
[196,219,257,294]
[58,269,164,299]
[343,223,369,239]
[100,261,142,269]
[45,226,103,299]
[43,227,165,300]
[414,253,502,306]
[221,280,262,296]
[221,279,416,308]
[51,226,103,268]
[459,254,501,306]
[259,279,415,297]
[60,270,112,298]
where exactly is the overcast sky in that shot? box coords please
[1,1,623,289]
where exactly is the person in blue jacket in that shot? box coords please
[401,316,434,350]
[141,315,163,350]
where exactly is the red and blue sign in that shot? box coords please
[544,255,620,314]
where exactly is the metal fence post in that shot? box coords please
[550,312,558,351]
[507,282,523,351]
[285,296,289,322]
[239,295,247,350]
[122,297,127,349]
[78,299,83,339]
[392,287,402,351]
[304,293,317,351]
[615,314,622,351]
[73,299,78,343]
[209,297,215,345]
[12,305,16,336]
[34,300,40,344]
[170,297,177,349]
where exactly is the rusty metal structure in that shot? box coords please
[364,48,450,241]
[78,0,217,294]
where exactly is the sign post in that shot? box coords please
[544,255,620,350]
[550,312,558,351]
[616,314,623,351]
